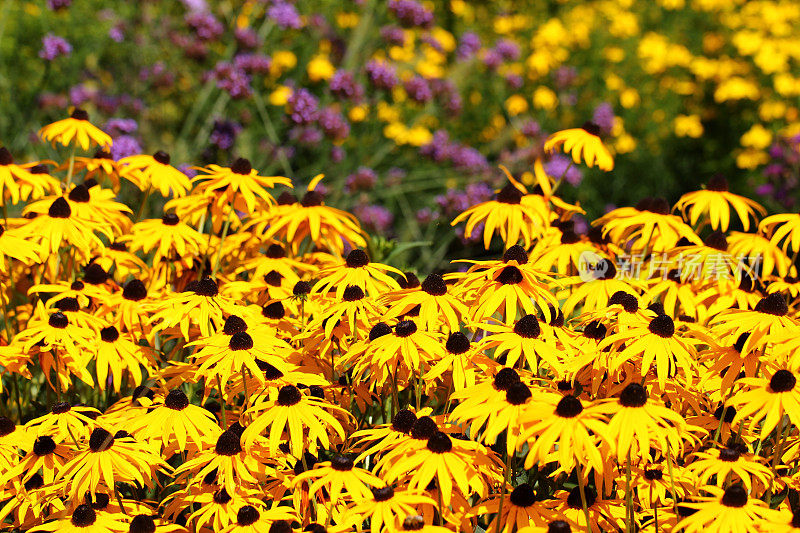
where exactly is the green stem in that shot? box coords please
[625,451,633,533]
[212,207,235,277]
[64,145,76,188]
[664,443,680,516]
[133,184,152,223]
[766,410,790,505]
[494,447,512,533]
[216,374,227,429]
[576,459,593,533]
[252,90,292,176]
[437,480,444,526]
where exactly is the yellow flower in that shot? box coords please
[269,86,292,106]
[544,123,615,171]
[674,115,704,138]
[740,124,773,150]
[270,50,297,75]
[735,149,769,170]
[307,55,335,82]
[532,86,558,110]
[505,95,529,116]
[349,105,368,122]
[39,109,112,151]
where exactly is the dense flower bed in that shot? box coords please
[2,111,800,532]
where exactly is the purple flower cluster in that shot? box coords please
[267,2,302,30]
[354,204,394,234]
[758,136,800,207]
[139,62,176,88]
[234,27,260,49]
[553,66,579,90]
[104,119,138,137]
[46,0,71,10]
[39,34,72,61]
[108,25,125,43]
[429,79,462,114]
[388,0,433,28]
[329,70,364,102]
[404,76,433,103]
[345,167,377,192]
[380,25,406,47]
[420,130,488,172]
[435,182,494,216]
[287,88,319,124]
[592,102,616,135]
[207,62,252,99]
[110,135,142,161]
[494,39,521,61]
[209,120,242,150]
[365,61,398,91]
[185,11,224,41]
[234,54,272,75]
[545,154,584,186]
[317,107,350,141]
[457,32,481,60]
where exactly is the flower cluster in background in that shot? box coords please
[2,0,800,271]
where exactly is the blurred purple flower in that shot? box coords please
[186,11,223,41]
[521,120,542,137]
[235,27,260,49]
[110,135,142,161]
[404,76,433,103]
[482,49,503,70]
[354,204,394,234]
[420,130,453,162]
[388,0,433,28]
[457,32,481,60]
[415,207,438,225]
[178,164,198,179]
[592,102,616,134]
[39,34,72,60]
[452,146,488,172]
[317,107,350,141]
[180,0,208,12]
[330,146,345,163]
[553,66,578,90]
[289,126,323,145]
[345,167,377,192]
[755,183,775,196]
[47,0,71,10]
[505,74,524,90]
[108,26,124,42]
[545,154,584,186]
[208,62,252,99]
[329,70,365,101]
[495,39,520,61]
[105,119,138,136]
[380,25,406,46]
[365,60,397,91]
[234,53,272,75]
[69,84,96,107]
[268,2,302,29]
[209,120,242,150]
[288,88,319,124]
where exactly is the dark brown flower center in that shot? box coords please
[277,385,302,406]
[237,505,260,526]
[513,314,540,338]
[33,436,56,456]
[721,484,748,508]
[293,280,311,296]
[644,469,663,480]
[426,431,452,453]
[68,184,90,203]
[493,368,520,391]
[567,486,596,509]
[399,272,420,289]
[165,389,189,410]
[547,520,571,533]
[84,263,108,284]
[129,515,157,533]
[223,316,248,335]
[707,175,729,192]
[0,147,12,165]
[71,108,89,120]
[215,430,242,456]
[608,291,638,313]
[231,157,252,174]
[582,121,601,136]
[555,395,583,418]
[770,370,796,393]
[392,409,417,433]
[496,183,523,204]
[372,485,395,501]
[719,447,741,462]
[410,416,437,440]
[510,483,537,507]
[619,383,648,407]
[369,322,393,341]
[342,285,365,301]
[503,245,528,264]
[0,417,14,437]
[262,301,286,319]
[161,213,179,226]
[395,320,417,337]
[55,297,80,312]
[122,279,147,301]
[49,312,69,329]
[51,401,71,414]
[331,454,354,471]
[648,315,675,338]
[583,321,607,340]
[445,332,470,354]
[402,515,425,531]
[704,231,728,251]
[496,265,523,285]
[421,273,447,295]
[89,428,115,452]
[756,293,788,316]
[153,151,171,165]
[48,197,72,218]
[71,504,96,527]
[346,249,369,268]
[506,381,532,405]
[24,473,44,491]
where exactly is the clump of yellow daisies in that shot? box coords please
[2,111,800,533]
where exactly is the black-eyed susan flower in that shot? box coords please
[451,167,549,249]
[219,505,297,533]
[150,277,231,338]
[260,175,367,253]
[598,383,686,463]
[123,213,205,274]
[731,368,800,439]
[120,151,192,198]
[0,148,59,203]
[544,122,614,171]
[27,402,99,442]
[73,149,122,189]
[18,197,109,260]
[727,230,793,278]
[128,388,221,455]
[477,314,563,374]
[30,503,127,532]
[176,430,264,497]
[711,292,798,355]
[192,158,292,215]
[675,175,766,232]
[380,273,468,332]
[673,484,778,533]
[293,454,382,505]
[92,325,155,393]
[686,443,773,491]
[544,487,626,531]
[470,483,549,532]
[57,427,169,501]
[39,109,113,151]
[314,249,401,300]
[343,485,436,532]
[595,197,699,253]
[242,384,349,457]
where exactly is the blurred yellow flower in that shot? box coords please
[377,102,401,123]
[604,47,626,63]
[505,95,529,116]
[349,105,368,122]
[335,12,359,28]
[615,133,637,153]
[740,125,772,150]
[270,50,297,76]
[620,88,640,109]
[533,86,558,110]
[269,86,292,106]
[736,149,769,169]
[759,101,787,121]
[406,126,433,146]
[714,77,760,102]
[307,55,335,82]
[674,115,704,138]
